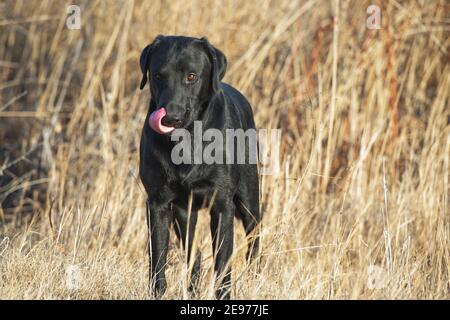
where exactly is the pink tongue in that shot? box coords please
[149,108,175,134]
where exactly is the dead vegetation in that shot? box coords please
[0,0,449,299]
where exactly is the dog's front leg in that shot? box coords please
[147,198,172,298]
[210,198,234,300]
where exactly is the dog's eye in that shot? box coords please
[155,73,162,81]
[185,73,197,83]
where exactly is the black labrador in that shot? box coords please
[139,35,261,299]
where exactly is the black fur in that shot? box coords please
[139,35,261,299]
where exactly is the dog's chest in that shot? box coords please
[169,163,217,208]
[172,163,211,190]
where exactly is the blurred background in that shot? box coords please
[0,0,449,299]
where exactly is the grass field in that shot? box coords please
[0,0,449,299]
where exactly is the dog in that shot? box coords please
[139,35,261,299]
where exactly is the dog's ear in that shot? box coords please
[139,35,164,90]
[200,37,227,93]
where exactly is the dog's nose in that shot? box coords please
[161,114,183,128]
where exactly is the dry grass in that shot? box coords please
[0,0,449,299]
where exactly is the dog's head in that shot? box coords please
[139,35,227,132]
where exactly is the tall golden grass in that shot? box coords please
[0,0,449,299]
